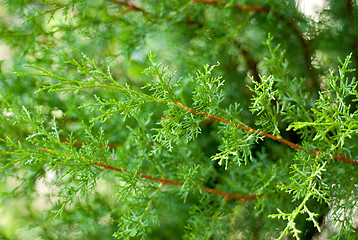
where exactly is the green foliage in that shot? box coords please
[288,54,358,151]
[192,63,225,115]
[268,151,329,239]
[248,74,280,135]
[1,0,358,239]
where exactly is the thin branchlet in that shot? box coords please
[172,102,358,166]
[38,147,261,201]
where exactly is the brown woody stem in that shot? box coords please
[38,148,261,201]
[109,0,146,13]
[192,0,269,12]
[173,102,358,166]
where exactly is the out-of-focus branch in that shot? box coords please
[346,0,358,78]
[109,0,147,13]
[192,0,269,13]
[233,40,261,83]
[60,138,121,148]
[193,0,316,85]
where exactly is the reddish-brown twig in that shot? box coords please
[173,102,358,166]
[109,0,146,13]
[192,0,269,13]
[38,148,261,201]
[94,162,261,200]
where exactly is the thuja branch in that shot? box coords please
[172,102,358,166]
[38,148,260,201]
[22,54,355,166]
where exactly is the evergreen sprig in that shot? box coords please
[2,1,358,238]
[288,54,358,152]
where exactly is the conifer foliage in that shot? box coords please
[1,0,358,239]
